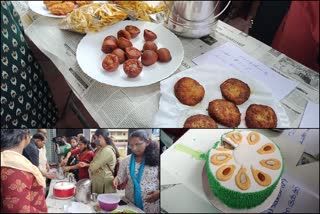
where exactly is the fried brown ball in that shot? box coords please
[245,104,277,128]
[220,78,251,105]
[174,77,205,106]
[207,99,241,128]
[183,114,218,128]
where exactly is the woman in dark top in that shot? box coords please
[1,1,58,128]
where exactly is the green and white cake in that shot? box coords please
[206,131,284,209]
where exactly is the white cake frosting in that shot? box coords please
[208,131,283,193]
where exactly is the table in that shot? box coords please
[13,1,319,128]
[46,178,144,213]
[160,129,319,213]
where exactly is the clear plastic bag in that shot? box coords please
[111,1,168,21]
[59,2,128,34]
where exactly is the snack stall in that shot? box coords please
[1,128,157,213]
[9,1,319,128]
[46,177,143,213]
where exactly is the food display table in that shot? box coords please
[46,178,144,213]
[12,1,319,128]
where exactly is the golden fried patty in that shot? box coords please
[47,2,75,15]
[220,78,251,105]
[44,1,63,9]
[183,114,218,128]
[245,104,277,128]
[207,99,241,127]
[174,77,205,106]
[76,1,94,6]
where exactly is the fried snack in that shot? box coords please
[48,2,75,15]
[174,77,205,106]
[60,3,127,33]
[112,1,168,21]
[245,104,277,128]
[75,1,93,7]
[208,99,241,128]
[44,1,63,8]
[220,78,251,105]
[183,114,218,128]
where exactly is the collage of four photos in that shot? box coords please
[1,0,319,213]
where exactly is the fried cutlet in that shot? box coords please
[183,114,218,128]
[220,78,250,105]
[245,104,277,128]
[207,99,241,127]
[47,2,75,15]
[43,1,63,9]
[174,77,205,106]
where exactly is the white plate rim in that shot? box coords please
[28,1,67,18]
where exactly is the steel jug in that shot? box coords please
[75,179,92,204]
[164,1,231,38]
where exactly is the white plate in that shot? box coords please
[76,20,184,87]
[153,64,291,128]
[202,166,281,213]
[28,1,67,18]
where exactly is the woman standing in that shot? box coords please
[272,0,319,72]
[113,130,160,213]
[63,136,95,180]
[89,129,120,194]
[1,129,48,213]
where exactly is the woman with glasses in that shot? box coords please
[113,129,160,213]
[1,129,48,213]
[89,129,120,194]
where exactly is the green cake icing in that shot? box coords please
[206,131,284,209]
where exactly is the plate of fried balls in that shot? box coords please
[77,20,184,87]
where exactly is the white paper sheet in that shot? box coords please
[265,162,319,213]
[299,102,320,128]
[192,42,298,101]
[161,183,221,213]
[283,129,319,157]
[154,64,291,128]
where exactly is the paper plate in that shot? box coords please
[77,20,184,87]
[153,64,290,128]
[202,166,281,213]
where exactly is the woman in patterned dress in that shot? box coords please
[1,129,48,213]
[113,130,160,213]
[1,1,58,128]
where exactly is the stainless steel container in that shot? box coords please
[75,179,92,204]
[164,1,231,38]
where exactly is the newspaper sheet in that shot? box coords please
[14,2,319,127]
